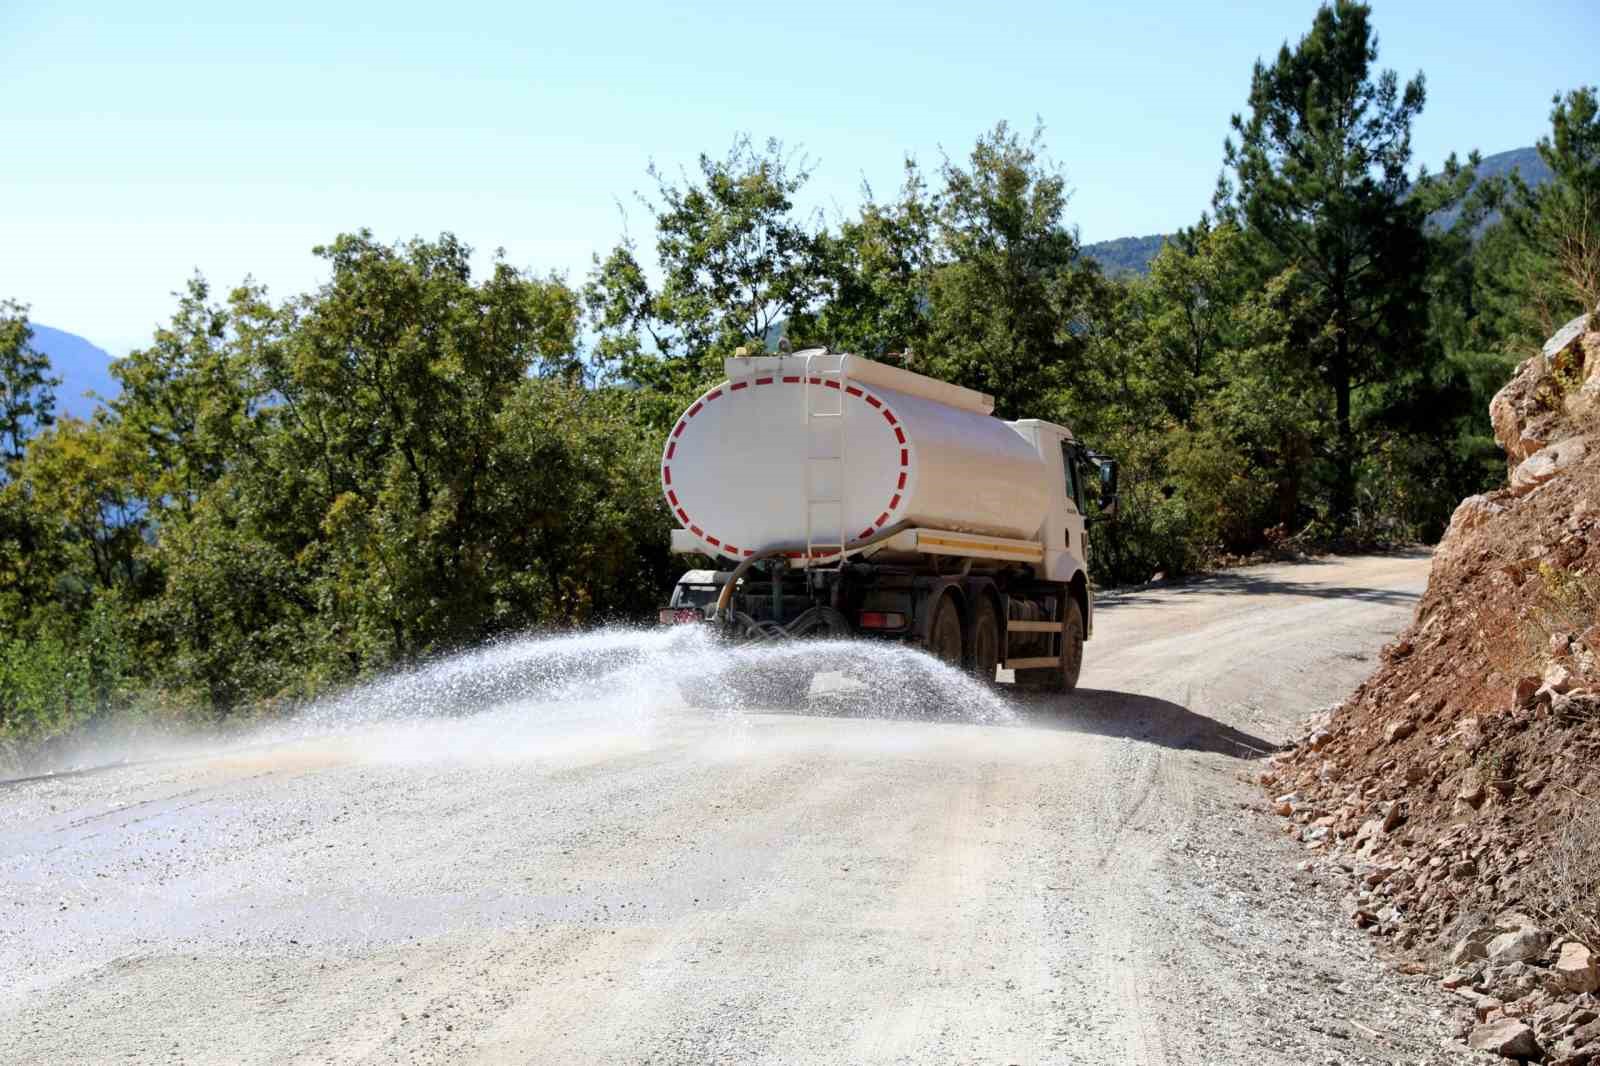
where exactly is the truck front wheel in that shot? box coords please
[1054,599,1085,692]
[1017,597,1084,693]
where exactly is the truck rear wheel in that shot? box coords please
[967,596,1000,685]
[926,593,965,667]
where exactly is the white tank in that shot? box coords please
[661,352,1051,561]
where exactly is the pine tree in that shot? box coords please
[1217,0,1432,533]
[1487,86,1600,343]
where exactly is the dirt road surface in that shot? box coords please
[2,552,1470,1065]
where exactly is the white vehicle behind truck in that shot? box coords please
[658,349,1116,691]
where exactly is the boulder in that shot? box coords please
[1381,801,1406,833]
[1543,662,1575,696]
[1451,926,1501,965]
[1518,411,1561,458]
[1514,676,1543,708]
[1491,307,1595,473]
[1454,493,1507,530]
[1487,926,1549,964]
[1512,438,1589,496]
[1385,718,1416,743]
[1494,909,1541,931]
[1492,357,1553,468]
[1468,1017,1540,1058]
[1549,1039,1599,1066]
[1556,942,1600,994]
[1545,309,1594,364]
[1584,329,1600,400]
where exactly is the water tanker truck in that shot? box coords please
[659,349,1117,692]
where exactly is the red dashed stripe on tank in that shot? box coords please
[660,376,911,561]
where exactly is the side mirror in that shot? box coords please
[1096,458,1119,519]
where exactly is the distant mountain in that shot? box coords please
[1082,147,1552,277]
[1461,145,1550,188]
[1429,145,1551,232]
[31,325,120,421]
[1082,234,1168,277]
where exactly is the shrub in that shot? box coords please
[0,597,135,750]
[1527,795,1600,949]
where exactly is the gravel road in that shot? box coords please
[2,551,1473,1065]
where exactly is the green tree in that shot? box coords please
[0,301,58,469]
[1132,220,1251,426]
[1217,0,1435,532]
[586,136,827,411]
[141,493,316,709]
[111,277,273,520]
[12,418,147,598]
[814,160,937,359]
[477,380,672,629]
[923,122,1097,420]
[1483,86,1600,343]
[260,231,583,667]
[0,475,68,637]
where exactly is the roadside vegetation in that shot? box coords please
[2,1,1597,751]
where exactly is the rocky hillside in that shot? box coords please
[1263,307,1600,1063]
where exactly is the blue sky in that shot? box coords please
[4,0,1597,355]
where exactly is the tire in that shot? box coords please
[1056,597,1085,692]
[967,595,1001,685]
[925,592,965,667]
[1016,596,1084,693]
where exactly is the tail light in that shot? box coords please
[857,611,907,630]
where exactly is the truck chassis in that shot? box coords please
[701,531,1089,693]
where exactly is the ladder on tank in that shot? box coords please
[801,349,849,571]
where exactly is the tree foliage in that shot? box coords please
[814,160,937,360]
[586,137,826,415]
[1216,0,1437,531]
[923,122,1096,420]
[0,301,58,470]
[2,2,1586,750]
[1480,86,1600,343]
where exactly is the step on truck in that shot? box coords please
[658,349,1117,693]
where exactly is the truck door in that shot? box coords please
[1059,440,1089,573]
[1031,430,1088,584]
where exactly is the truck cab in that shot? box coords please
[657,570,732,625]
[1008,420,1090,586]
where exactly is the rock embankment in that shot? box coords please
[1264,307,1600,1063]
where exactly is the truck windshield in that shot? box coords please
[670,585,720,608]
